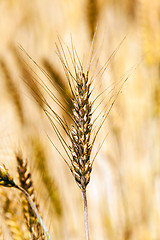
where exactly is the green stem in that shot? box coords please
[82,189,90,240]
[15,185,53,240]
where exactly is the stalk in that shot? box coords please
[15,185,53,240]
[82,189,90,240]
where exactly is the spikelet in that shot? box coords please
[16,153,46,240]
[0,59,24,124]
[33,138,62,216]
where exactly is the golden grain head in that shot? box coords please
[70,72,92,190]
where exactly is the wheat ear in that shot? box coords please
[70,72,92,191]
[70,71,92,239]
[16,153,46,239]
[0,164,53,240]
[45,70,92,239]
[21,38,128,239]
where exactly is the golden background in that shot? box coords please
[0,0,160,239]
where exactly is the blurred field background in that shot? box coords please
[0,0,160,239]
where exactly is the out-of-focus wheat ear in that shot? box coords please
[42,58,73,113]
[32,138,62,217]
[3,194,27,240]
[0,58,24,125]
[122,224,132,240]
[0,188,27,240]
[16,153,46,240]
[87,0,99,40]
[0,163,52,240]
[11,45,45,110]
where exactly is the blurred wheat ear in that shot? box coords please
[0,58,25,125]
[0,163,52,240]
[2,192,25,240]
[32,137,62,217]
[11,45,45,110]
[16,153,46,239]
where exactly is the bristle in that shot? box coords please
[42,58,73,113]
[16,153,46,240]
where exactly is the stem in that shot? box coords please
[82,189,90,240]
[15,185,53,240]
